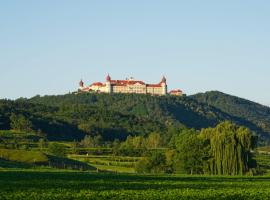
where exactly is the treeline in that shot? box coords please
[77,121,258,175]
[134,122,257,175]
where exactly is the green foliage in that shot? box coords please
[0,149,48,164]
[200,121,257,175]
[192,91,270,143]
[1,92,270,143]
[80,135,103,148]
[38,138,47,150]
[115,135,146,156]
[48,143,67,158]
[9,113,33,133]
[174,129,209,174]
[146,132,162,149]
[135,151,167,174]
[135,157,152,173]
[172,122,257,175]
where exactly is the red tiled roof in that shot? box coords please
[170,89,182,93]
[146,83,162,88]
[89,79,165,88]
[81,87,90,92]
[91,82,104,87]
[110,80,146,86]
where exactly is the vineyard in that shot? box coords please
[1,171,270,200]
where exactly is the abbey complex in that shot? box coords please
[78,74,183,96]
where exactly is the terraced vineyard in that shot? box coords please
[1,171,270,200]
[69,154,139,173]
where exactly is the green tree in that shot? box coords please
[38,138,47,150]
[146,132,162,149]
[71,140,79,154]
[80,135,95,148]
[135,157,151,173]
[200,121,257,175]
[174,129,209,174]
[93,135,103,147]
[10,113,33,133]
[135,151,166,174]
[48,143,67,157]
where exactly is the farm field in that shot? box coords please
[1,171,270,200]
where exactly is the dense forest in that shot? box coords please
[0,91,270,144]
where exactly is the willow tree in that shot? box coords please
[200,121,257,175]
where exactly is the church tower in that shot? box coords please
[161,76,167,95]
[79,79,84,90]
[105,74,112,93]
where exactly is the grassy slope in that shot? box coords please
[0,149,48,164]
[1,171,270,199]
[0,149,96,171]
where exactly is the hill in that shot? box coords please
[191,91,270,142]
[0,92,270,144]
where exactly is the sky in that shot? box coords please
[0,0,270,106]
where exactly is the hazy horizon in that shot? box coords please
[1,1,270,106]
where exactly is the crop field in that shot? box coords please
[0,171,270,200]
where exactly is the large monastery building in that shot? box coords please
[79,74,183,96]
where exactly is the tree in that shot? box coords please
[112,139,120,155]
[71,140,79,154]
[135,157,151,173]
[38,138,47,150]
[9,113,33,132]
[78,123,95,134]
[146,132,162,149]
[135,151,166,174]
[48,143,67,157]
[80,135,95,148]
[200,121,257,175]
[174,129,209,174]
[93,135,103,147]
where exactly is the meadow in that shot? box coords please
[1,171,270,200]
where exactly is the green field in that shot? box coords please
[0,171,270,200]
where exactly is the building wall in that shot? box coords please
[80,76,173,96]
[88,85,167,95]
[146,87,164,95]
[112,85,147,94]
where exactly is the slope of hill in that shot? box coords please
[0,92,270,143]
[191,91,270,142]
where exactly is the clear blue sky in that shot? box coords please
[0,1,270,105]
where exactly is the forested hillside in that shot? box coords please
[0,92,269,143]
[191,91,270,142]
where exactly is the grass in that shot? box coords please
[1,171,270,199]
[0,149,48,164]
[0,149,97,171]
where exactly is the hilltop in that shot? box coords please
[0,91,270,144]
